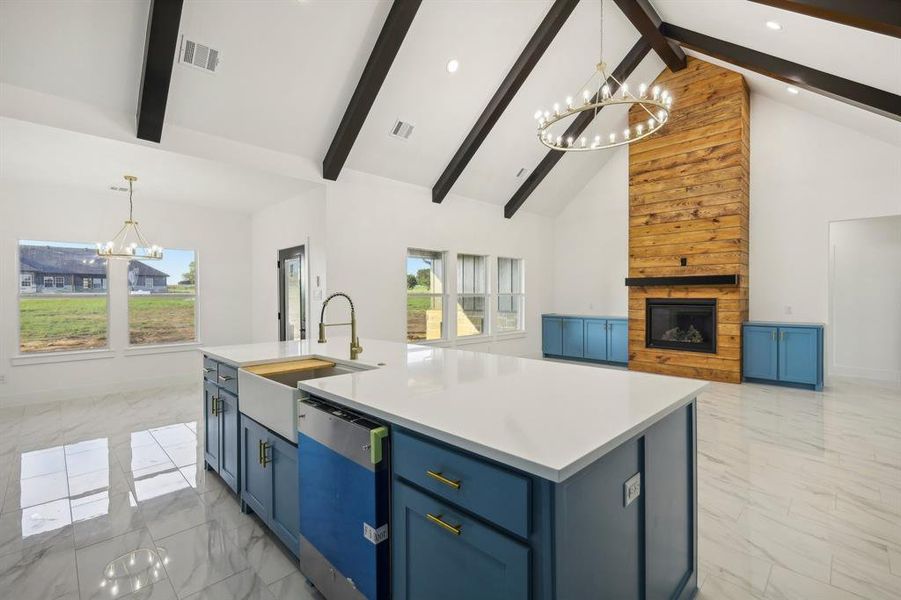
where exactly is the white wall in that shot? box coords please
[829,216,901,382]
[323,169,556,358]
[553,148,629,317]
[748,94,901,323]
[250,186,328,343]
[0,179,253,405]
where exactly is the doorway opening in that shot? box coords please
[278,245,306,341]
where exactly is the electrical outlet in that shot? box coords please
[624,473,641,507]
[785,305,793,315]
[0,374,6,384]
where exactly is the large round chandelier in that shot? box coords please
[97,175,163,260]
[533,0,674,152]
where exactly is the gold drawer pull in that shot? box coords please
[426,470,461,490]
[426,513,461,536]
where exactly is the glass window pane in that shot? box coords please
[18,240,109,353]
[457,294,486,337]
[497,294,523,333]
[128,249,196,345]
[407,249,444,294]
[457,254,486,294]
[407,295,443,342]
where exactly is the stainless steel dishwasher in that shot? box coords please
[298,397,389,600]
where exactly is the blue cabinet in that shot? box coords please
[743,326,778,380]
[607,319,629,364]
[202,356,240,494]
[584,319,608,361]
[541,317,562,356]
[542,315,628,365]
[562,318,584,358]
[743,323,823,390]
[239,415,299,556]
[392,480,530,600]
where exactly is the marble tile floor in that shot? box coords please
[0,376,898,599]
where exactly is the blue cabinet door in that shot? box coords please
[778,327,819,385]
[607,319,629,364]
[743,326,778,380]
[240,417,270,520]
[218,389,239,493]
[269,434,299,556]
[584,319,608,361]
[542,317,563,356]
[562,318,585,358]
[203,381,220,471]
[392,481,529,600]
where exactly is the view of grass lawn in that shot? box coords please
[19,295,108,352]
[19,293,195,352]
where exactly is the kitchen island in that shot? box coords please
[201,338,706,600]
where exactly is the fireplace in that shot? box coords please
[646,299,717,354]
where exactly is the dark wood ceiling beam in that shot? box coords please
[504,38,652,219]
[322,0,422,181]
[661,23,901,121]
[136,0,184,143]
[748,0,901,38]
[613,0,685,71]
[432,0,580,204]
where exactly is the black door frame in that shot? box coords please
[278,245,306,341]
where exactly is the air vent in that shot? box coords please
[180,36,220,73]
[516,167,529,178]
[389,119,414,140]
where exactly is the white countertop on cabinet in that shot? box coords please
[201,338,707,482]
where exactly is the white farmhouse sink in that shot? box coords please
[238,359,371,442]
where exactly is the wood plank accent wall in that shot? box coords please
[627,57,750,384]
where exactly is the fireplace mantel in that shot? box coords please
[624,275,740,287]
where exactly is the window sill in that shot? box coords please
[494,331,527,341]
[11,348,115,366]
[124,342,202,356]
[453,334,492,346]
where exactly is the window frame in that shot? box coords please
[405,248,448,343]
[495,257,525,335]
[17,240,112,355]
[127,248,200,348]
[20,273,34,289]
[455,253,489,339]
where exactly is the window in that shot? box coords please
[406,249,445,342]
[82,278,92,289]
[18,241,109,353]
[497,257,524,333]
[456,254,487,337]
[128,249,197,345]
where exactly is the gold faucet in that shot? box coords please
[318,292,363,360]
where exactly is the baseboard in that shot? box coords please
[830,364,901,384]
[0,372,197,408]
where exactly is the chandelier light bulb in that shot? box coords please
[624,128,630,139]
[661,89,669,99]
[621,83,629,98]
[566,96,573,108]
[609,133,616,143]
[652,85,660,99]
[657,110,665,121]
[534,110,542,121]
[594,135,601,144]
[553,103,560,115]
[639,83,647,97]
[637,123,644,134]
[583,89,591,103]
[601,84,610,98]
[566,136,574,147]
[556,135,562,146]
[648,118,656,129]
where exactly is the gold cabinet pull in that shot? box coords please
[211,396,219,415]
[426,513,461,536]
[261,441,272,467]
[426,470,461,490]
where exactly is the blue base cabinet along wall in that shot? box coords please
[239,414,300,556]
[742,322,824,390]
[202,356,240,494]
[391,401,699,600]
[542,314,628,366]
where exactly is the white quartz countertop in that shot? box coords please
[201,338,707,482]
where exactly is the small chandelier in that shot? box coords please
[97,175,163,260]
[533,0,673,152]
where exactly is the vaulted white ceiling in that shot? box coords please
[1,0,898,217]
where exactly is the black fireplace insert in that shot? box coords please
[646,298,717,354]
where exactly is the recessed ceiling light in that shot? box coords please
[786,86,800,95]
[446,59,459,74]
[765,20,782,31]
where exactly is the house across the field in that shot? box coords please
[19,245,169,293]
